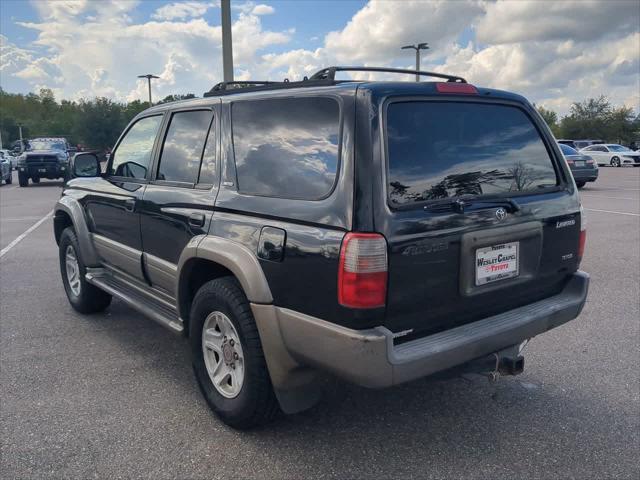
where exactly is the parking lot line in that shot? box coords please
[585,208,640,217]
[0,211,52,258]
[580,194,638,201]
[1,216,51,222]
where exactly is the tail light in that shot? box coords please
[578,206,587,261]
[566,159,575,165]
[435,82,478,95]
[338,233,388,308]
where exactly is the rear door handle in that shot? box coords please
[189,213,206,228]
[124,198,136,212]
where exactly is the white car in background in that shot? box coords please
[580,144,640,167]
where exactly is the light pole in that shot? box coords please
[137,74,160,105]
[401,43,429,81]
[221,0,234,82]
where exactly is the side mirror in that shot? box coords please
[71,153,101,178]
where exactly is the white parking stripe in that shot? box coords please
[580,194,638,201]
[585,208,640,217]
[0,211,52,259]
[2,216,50,222]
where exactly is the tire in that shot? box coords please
[5,173,12,184]
[190,277,279,429]
[610,156,621,167]
[18,173,28,187]
[576,181,586,189]
[32,177,40,183]
[59,227,112,314]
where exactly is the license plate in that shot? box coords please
[38,168,46,173]
[574,161,585,167]
[475,242,519,286]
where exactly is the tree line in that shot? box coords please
[0,88,195,151]
[1,88,638,151]
[536,96,639,146]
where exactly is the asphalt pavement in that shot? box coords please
[1,167,639,479]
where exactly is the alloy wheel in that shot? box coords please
[202,311,245,398]
[65,245,81,296]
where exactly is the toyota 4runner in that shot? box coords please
[54,67,589,429]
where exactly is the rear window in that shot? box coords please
[232,97,340,200]
[560,144,578,156]
[386,102,558,206]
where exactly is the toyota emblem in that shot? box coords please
[495,208,507,221]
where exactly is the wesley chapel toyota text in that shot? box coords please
[53,67,589,428]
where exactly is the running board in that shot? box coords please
[85,268,184,334]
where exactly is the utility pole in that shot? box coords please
[221,0,234,82]
[18,123,23,148]
[401,43,429,81]
[137,74,160,105]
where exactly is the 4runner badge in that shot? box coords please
[495,208,507,221]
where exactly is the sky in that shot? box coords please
[0,0,638,115]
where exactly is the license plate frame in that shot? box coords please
[475,241,519,286]
[574,161,585,167]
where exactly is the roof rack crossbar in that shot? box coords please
[309,66,467,83]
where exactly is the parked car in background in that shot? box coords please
[580,144,640,167]
[0,149,17,169]
[16,137,72,186]
[0,156,12,185]
[54,66,589,428]
[0,153,12,185]
[559,143,598,188]
[558,139,604,150]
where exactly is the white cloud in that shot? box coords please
[476,0,640,45]
[152,1,217,21]
[251,4,275,16]
[2,0,638,117]
[8,1,291,101]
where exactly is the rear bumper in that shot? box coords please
[572,169,598,182]
[267,271,589,388]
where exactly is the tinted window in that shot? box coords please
[608,145,630,152]
[232,97,340,199]
[157,110,213,183]
[591,146,607,152]
[560,144,578,155]
[386,102,558,205]
[110,116,162,179]
[198,120,217,185]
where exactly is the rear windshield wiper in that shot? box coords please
[424,196,520,214]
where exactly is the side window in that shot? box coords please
[157,110,213,184]
[197,118,217,185]
[231,97,340,200]
[109,115,162,179]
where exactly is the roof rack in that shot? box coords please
[203,65,467,97]
[309,66,467,83]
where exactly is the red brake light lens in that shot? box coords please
[435,82,479,95]
[338,233,388,309]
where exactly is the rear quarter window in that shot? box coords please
[386,101,558,206]
[231,97,340,200]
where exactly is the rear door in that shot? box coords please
[139,107,218,297]
[376,99,580,336]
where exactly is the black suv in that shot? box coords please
[54,67,589,429]
[17,137,73,186]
